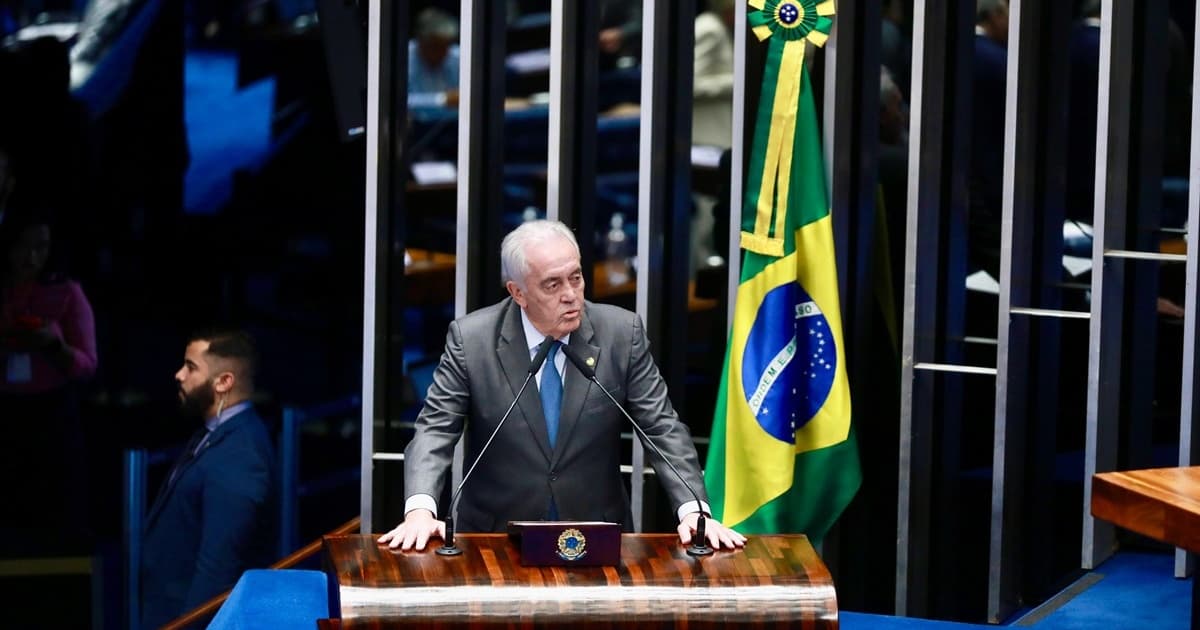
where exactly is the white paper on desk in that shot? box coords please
[966,270,1000,295]
[411,161,457,185]
[1062,255,1092,277]
[691,145,724,168]
[1063,220,1093,240]
[507,48,551,74]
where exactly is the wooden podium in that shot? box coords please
[321,533,838,629]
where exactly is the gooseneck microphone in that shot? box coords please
[437,336,557,556]
[558,344,715,557]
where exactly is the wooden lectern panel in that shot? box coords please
[323,534,837,629]
[1092,467,1200,554]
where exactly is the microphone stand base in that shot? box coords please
[436,544,464,556]
[686,544,715,557]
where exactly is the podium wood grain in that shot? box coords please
[323,533,838,629]
[1091,466,1200,553]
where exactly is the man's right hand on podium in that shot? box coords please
[377,509,446,550]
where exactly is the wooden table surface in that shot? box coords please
[323,533,837,629]
[1091,466,1200,553]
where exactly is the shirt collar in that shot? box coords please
[205,400,252,433]
[519,308,570,353]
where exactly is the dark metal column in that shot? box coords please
[636,0,694,403]
[1121,0,1169,472]
[1083,0,1137,570]
[822,0,888,610]
[362,0,408,533]
[548,0,599,288]
[633,0,695,532]
[1177,0,1200,581]
[987,0,1074,621]
[457,0,510,315]
[896,0,975,616]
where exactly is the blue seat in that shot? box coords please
[208,569,329,630]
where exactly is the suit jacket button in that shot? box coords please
[550,473,558,481]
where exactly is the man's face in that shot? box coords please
[176,340,217,418]
[507,236,585,340]
[418,35,452,68]
[987,1,1009,44]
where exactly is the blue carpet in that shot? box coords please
[184,50,276,214]
[843,552,1191,629]
[1021,551,1190,630]
[843,612,994,629]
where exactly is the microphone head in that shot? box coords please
[559,343,596,380]
[527,336,557,375]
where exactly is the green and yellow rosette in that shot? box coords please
[742,0,836,257]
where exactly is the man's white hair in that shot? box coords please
[500,219,581,288]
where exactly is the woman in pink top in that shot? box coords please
[1,220,97,392]
[0,213,97,546]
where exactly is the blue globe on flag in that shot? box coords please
[740,281,837,444]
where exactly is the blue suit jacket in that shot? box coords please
[141,407,278,629]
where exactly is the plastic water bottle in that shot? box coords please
[604,213,631,285]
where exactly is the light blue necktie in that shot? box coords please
[540,342,563,446]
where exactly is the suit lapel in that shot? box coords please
[551,309,601,468]
[145,410,251,527]
[496,301,553,463]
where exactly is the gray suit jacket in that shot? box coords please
[404,298,707,532]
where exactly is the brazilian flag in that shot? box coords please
[705,0,860,543]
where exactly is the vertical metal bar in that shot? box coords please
[636,0,694,531]
[123,449,146,630]
[360,0,381,535]
[1027,0,1074,604]
[988,0,1045,619]
[726,0,747,325]
[280,407,298,557]
[548,0,598,286]
[455,0,508,492]
[547,0,567,222]
[826,0,881,385]
[455,0,474,323]
[1083,0,1133,571]
[897,0,958,615]
[821,0,880,596]
[457,0,508,317]
[633,0,659,533]
[1176,0,1200,580]
[365,0,407,533]
[1123,1,1169,473]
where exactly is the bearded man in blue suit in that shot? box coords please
[140,329,277,628]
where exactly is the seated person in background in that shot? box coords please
[378,220,746,552]
[408,7,461,107]
[692,0,735,149]
[0,210,96,546]
[599,0,642,66]
[141,328,278,628]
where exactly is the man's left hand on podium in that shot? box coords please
[678,513,747,550]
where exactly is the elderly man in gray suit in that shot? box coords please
[379,220,745,551]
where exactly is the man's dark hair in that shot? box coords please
[190,327,258,385]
